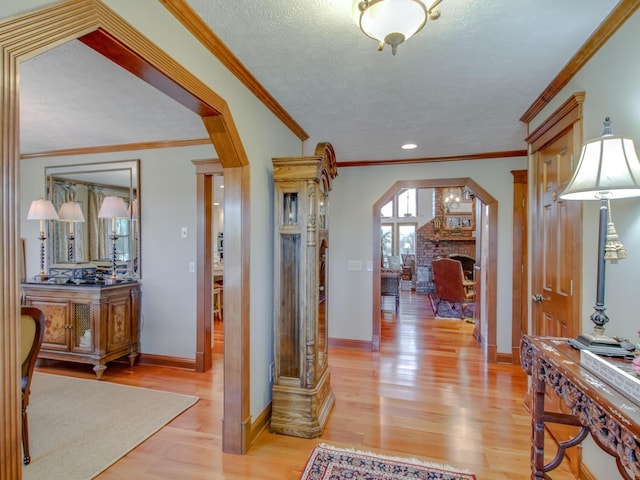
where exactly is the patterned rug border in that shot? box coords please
[301,443,477,480]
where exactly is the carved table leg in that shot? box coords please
[93,364,107,380]
[128,352,138,368]
[531,362,546,479]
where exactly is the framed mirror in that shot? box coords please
[45,159,140,278]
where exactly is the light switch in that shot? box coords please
[347,260,362,271]
[181,227,188,238]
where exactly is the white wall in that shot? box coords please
[328,157,526,352]
[10,0,302,420]
[528,9,640,479]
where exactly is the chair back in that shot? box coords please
[21,307,44,386]
[432,258,467,302]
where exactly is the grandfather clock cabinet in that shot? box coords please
[270,142,337,438]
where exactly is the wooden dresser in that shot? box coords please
[22,281,140,380]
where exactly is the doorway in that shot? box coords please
[2,5,252,465]
[372,178,499,362]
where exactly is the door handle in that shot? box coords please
[532,293,544,303]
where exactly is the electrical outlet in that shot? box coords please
[269,362,275,384]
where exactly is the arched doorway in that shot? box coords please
[372,178,499,361]
[1,2,251,473]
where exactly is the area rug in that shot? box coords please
[300,444,476,480]
[23,372,198,480]
[428,295,475,320]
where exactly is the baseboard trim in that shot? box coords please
[329,337,373,350]
[496,352,513,364]
[136,353,196,370]
[579,463,596,480]
[250,402,272,444]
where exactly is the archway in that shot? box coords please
[1,1,251,474]
[372,178,498,360]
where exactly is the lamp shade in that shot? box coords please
[358,0,428,54]
[98,196,129,219]
[560,118,640,201]
[27,198,59,221]
[57,201,85,222]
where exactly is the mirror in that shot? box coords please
[45,159,140,278]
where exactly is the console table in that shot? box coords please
[22,281,140,380]
[520,335,640,479]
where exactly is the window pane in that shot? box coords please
[381,224,393,267]
[398,188,416,217]
[398,224,415,254]
[381,200,393,218]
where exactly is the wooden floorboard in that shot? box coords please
[33,290,575,479]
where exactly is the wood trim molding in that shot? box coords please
[496,352,514,364]
[371,178,498,360]
[250,403,272,445]
[520,0,640,123]
[159,0,308,142]
[525,93,584,152]
[20,138,211,159]
[328,338,373,351]
[338,149,527,168]
[136,353,196,370]
[511,169,527,366]
[0,0,252,468]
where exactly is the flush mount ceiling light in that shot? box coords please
[356,0,443,55]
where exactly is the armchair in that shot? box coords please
[432,258,475,319]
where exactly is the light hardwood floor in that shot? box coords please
[34,290,575,479]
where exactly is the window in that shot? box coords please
[380,200,393,218]
[398,224,416,254]
[398,188,416,217]
[381,224,393,267]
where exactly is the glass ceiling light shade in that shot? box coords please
[356,0,442,55]
[560,117,640,201]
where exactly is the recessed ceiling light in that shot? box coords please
[401,143,417,150]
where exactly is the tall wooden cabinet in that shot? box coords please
[270,143,337,438]
[21,281,140,380]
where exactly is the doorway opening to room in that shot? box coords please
[372,178,499,361]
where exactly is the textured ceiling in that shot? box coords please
[19,0,620,161]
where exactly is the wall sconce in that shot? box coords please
[27,197,59,281]
[560,116,640,357]
[57,201,85,263]
[98,196,129,284]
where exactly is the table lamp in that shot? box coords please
[560,117,640,357]
[27,197,59,281]
[57,201,85,263]
[98,195,129,283]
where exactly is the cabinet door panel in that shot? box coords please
[33,301,69,351]
[107,297,131,351]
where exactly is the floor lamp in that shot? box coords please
[560,117,640,357]
[27,197,59,282]
[57,201,85,263]
[98,195,129,284]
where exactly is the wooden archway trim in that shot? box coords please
[1,1,251,474]
[371,178,498,361]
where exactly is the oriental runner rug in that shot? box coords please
[300,444,477,480]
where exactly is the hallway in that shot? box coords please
[35,289,574,479]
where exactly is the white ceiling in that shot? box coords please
[19,0,620,162]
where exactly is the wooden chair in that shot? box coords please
[20,306,45,465]
[431,258,475,318]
